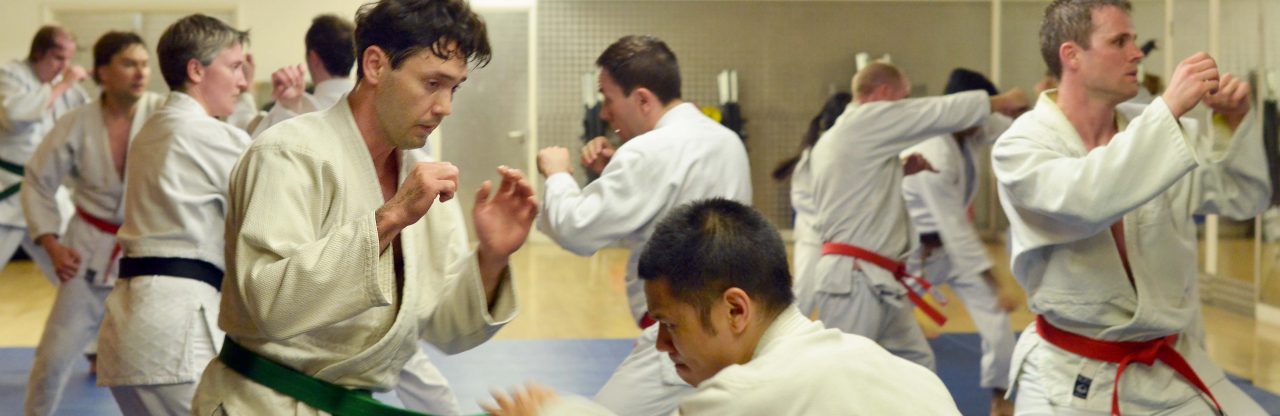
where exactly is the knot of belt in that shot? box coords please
[1035,316,1223,416]
[820,242,947,326]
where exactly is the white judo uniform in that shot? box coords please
[900,114,1015,391]
[96,91,251,414]
[245,78,461,414]
[0,59,87,281]
[807,90,992,370]
[539,307,963,416]
[537,103,752,416]
[788,148,821,314]
[192,96,518,415]
[20,92,165,416]
[247,78,354,137]
[993,92,1269,415]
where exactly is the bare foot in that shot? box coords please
[990,389,1013,416]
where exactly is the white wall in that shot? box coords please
[1,0,373,88]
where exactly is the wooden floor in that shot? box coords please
[1,240,1277,396]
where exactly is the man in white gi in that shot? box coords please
[249,11,467,415]
[807,61,1027,370]
[900,68,1019,416]
[994,1,1269,414]
[485,199,963,416]
[246,14,358,137]
[0,25,89,280]
[94,14,252,414]
[535,35,751,416]
[20,32,165,416]
[192,0,530,414]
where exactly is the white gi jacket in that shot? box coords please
[789,149,821,309]
[993,91,1269,412]
[0,59,88,227]
[98,92,252,386]
[538,103,752,321]
[249,78,354,137]
[809,91,990,298]
[21,92,166,286]
[193,96,517,413]
[542,307,962,415]
[900,114,1012,282]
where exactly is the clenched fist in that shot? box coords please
[1162,53,1220,118]
[537,147,573,177]
[579,136,615,176]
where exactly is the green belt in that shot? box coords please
[0,159,23,203]
[219,336,435,416]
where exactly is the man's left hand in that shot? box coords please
[537,147,573,177]
[1204,73,1251,132]
[902,153,937,176]
[474,166,538,259]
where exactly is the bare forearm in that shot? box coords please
[374,206,407,251]
[476,247,510,308]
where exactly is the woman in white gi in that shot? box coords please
[20,32,165,416]
[994,1,1268,414]
[772,92,851,314]
[0,25,89,281]
[95,15,252,414]
[535,35,752,416]
[900,68,1019,416]
[485,199,963,416]
[192,1,531,414]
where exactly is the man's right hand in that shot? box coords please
[990,88,1029,117]
[271,65,307,113]
[38,235,81,283]
[376,162,459,248]
[1163,52,1220,118]
[58,65,87,87]
[579,136,615,176]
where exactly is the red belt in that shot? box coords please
[74,206,122,283]
[1035,316,1223,416]
[638,312,657,329]
[820,242,947,326]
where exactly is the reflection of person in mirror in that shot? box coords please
[0,25,89,286]
[993,1,1269,414]
[535,35,752,416]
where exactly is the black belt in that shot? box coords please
[0,158,23,202]
[919,232,943,248]
[119,257,223,290]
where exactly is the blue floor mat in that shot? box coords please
[2,334,1276,415]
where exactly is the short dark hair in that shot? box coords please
[27,25,73,63]
[596,35,681,104]
[92,31,146,84]
[944,68,998,96]
[1040,0,1133,77]
[305,14,356,77]
[353,0,491,81]
[639,198,794,330]
[156,14,249,90]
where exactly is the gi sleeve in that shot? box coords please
[992,98,1201,243]
[537,147,675,255]
[20,110,78,237]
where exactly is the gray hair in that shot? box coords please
[1040,0,1132,77]
[156,14,249,90]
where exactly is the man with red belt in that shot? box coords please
[992,1,1268,414]
[19,32,164,416]
[806,61,1026,370]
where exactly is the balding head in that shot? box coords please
[852,62,910,103]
